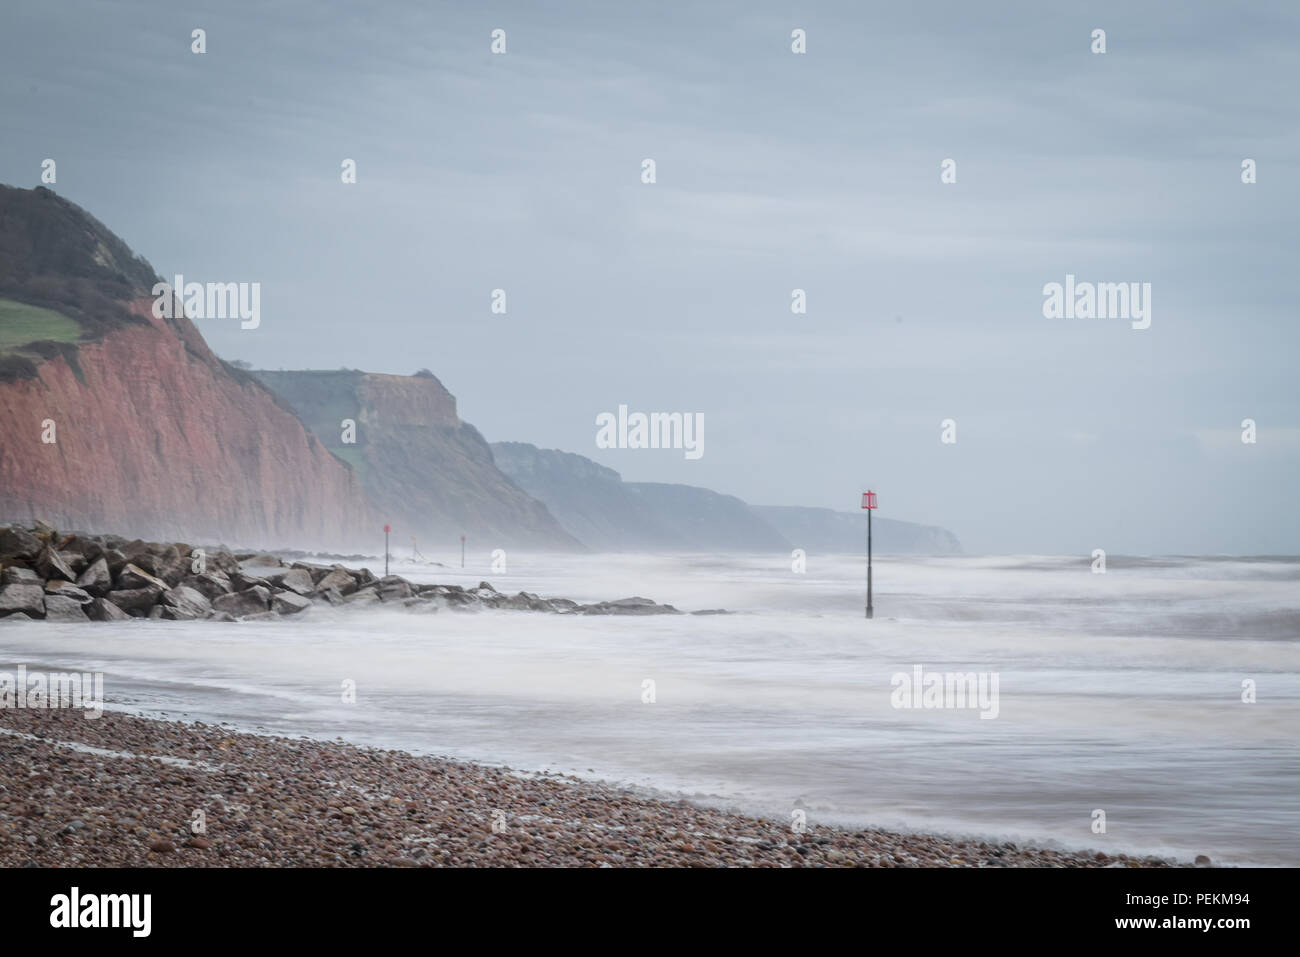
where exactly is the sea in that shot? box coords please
[2,551,1297,866]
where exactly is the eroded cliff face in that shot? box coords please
[0,299,377,549]
[252,370,583,553]
[0,186,376,550]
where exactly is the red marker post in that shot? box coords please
[861,491,878,619]
[384,524,391,577]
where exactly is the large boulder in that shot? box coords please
[430,586,478,608]
[44,581,93,605]
[119,539,154,568]
[43,594,89,621]
[103,548,129,577]
[271,591,312,615]
[50,541,89,575]
[76,557,113,596]
[291,562,332,584]
[314,586,346,606]
[117,563,169,591]
[505,591,553,612]
[181,571,233,601]
[159,584,212,620]
[1,566,41,586]
[154,549,192,587]
[0,583,45,618]
[212,585,271,618]
[129,544,181,582]
[314,566,358,596]
[579,597,683,616]
[344,586,379,605]
[85,597,131,621]
[0,526,42,561]
[468,583,505,607]
[266,567,314,596]
[35,545,76,582]
[105,586,164,615]
[377,576,412,601]
[210,551,242,576]
[75,537,106,564]
[230,570,272,592]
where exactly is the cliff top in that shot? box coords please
[0,185,161,380]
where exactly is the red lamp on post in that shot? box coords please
[861,491,878,618]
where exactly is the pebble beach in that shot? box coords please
[0,708,1189,868]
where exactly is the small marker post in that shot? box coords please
[861,491,878,618]
[384,524,390,577]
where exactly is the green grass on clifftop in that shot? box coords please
[0,298,82,350]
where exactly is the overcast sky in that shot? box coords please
[3,0,1297,553]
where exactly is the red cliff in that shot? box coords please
[0,186,375,549]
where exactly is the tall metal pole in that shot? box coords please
[866,506,873,619]
[384,526,389,577]
[461,535,465,568]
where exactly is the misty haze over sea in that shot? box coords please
[4,550,1296,866]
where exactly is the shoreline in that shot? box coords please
[0,522,715,622]
[1,708,1192,868]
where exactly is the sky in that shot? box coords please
[2,0,1297,554]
